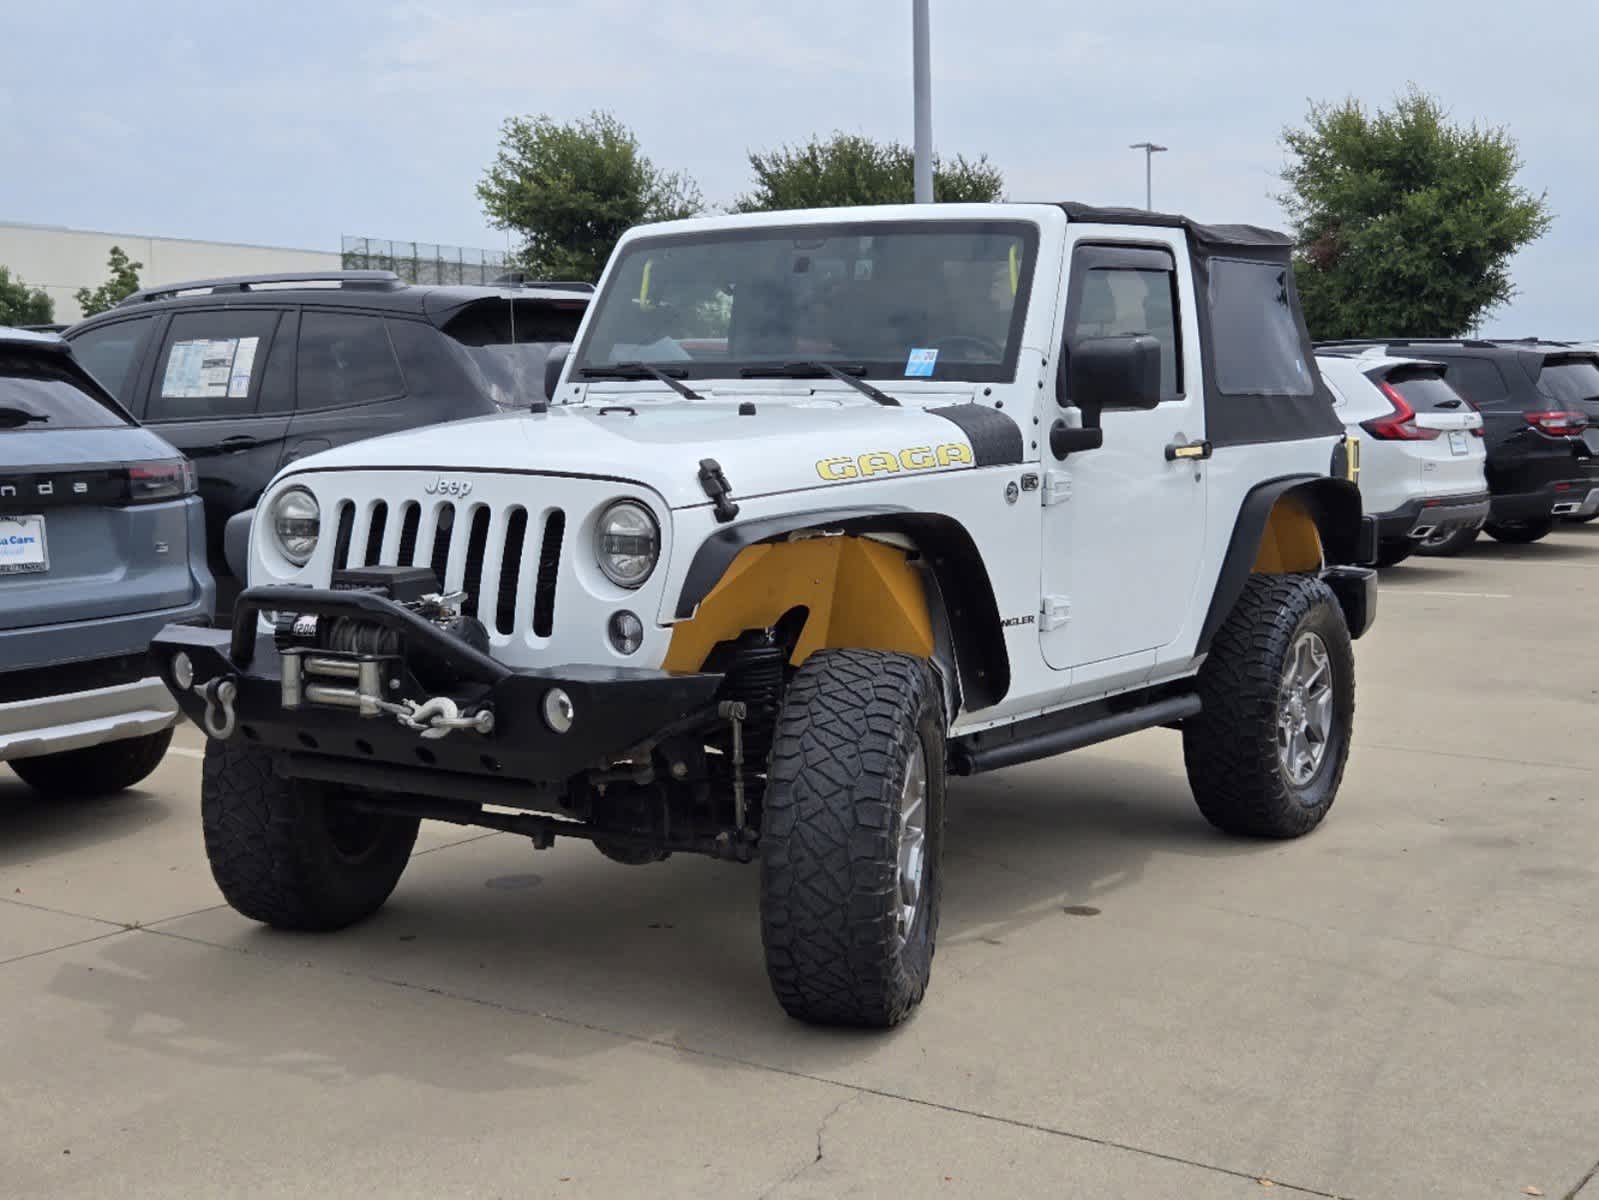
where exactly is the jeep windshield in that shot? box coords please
[572,220,1038,385]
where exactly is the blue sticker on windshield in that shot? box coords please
[905,348,938,377]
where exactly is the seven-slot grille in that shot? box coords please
[329,498,565,639]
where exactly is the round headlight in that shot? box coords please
[594,501,659,589]
[271,487,320,566]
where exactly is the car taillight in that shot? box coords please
[1523,410,1588,437]
[127,459,197,503]
[1362,381,1441,440]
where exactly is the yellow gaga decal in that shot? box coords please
[815,442,973,481]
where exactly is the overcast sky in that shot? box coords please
[2,0,1591,335]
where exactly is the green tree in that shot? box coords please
[734,133,1004,212]
[74,246,144,317]
[477,111,702,282]
[1280,88,1551,339]
[0,266,55,326]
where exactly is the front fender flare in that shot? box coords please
[673,507,1010,711]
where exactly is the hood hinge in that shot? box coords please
[1040,595,1071,631]
[1042,470,1072,506]
[698,458,740,523]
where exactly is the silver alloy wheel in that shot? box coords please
[895,741,929,948]
[1277,631,1334,788]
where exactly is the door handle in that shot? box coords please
[1165,438,1212,461]
[218,436,259,453]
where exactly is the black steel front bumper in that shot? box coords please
[149,586,722,788]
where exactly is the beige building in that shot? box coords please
[0,221,340,324]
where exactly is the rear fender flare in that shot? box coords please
[1198,476,1364,654]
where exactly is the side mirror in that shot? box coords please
[1065,335,1162,425]
[543,343,573,403]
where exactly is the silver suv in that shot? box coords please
[1,329,213,796]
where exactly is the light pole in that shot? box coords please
[1129,141,1167,210]
[912,0,933,203]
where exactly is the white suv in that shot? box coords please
[1316,350,1488,566]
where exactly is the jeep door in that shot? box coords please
[1039,232,1206,688]
[135,308,294,568]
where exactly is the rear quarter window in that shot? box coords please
[1206,259,1312,396]
[0,351,129,430]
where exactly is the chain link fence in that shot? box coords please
[340,236,511,285]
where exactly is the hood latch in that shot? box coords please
[698,458,740,523]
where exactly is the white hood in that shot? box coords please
[286,393,990,508]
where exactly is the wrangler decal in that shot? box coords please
[814,442,973,482]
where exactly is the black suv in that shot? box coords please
[64,271,590,593]
[1318,338,1599,551]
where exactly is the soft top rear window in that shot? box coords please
[1206,258,1313,397]
[1538,357,1599,406]
[0,351,129,430]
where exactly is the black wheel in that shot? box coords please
[1183,574,1354,838]
[1414,525,1478,556]
[10,728,174,797]
[1485,519,1553,544]
[201,739,419,931]
[760,649,945,1027]
[1373,540,1415,568]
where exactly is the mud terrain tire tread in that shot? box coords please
[202,739,418,931]
[760,649,944,1027]
[1183,573,1354,839]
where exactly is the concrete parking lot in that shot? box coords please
[3,528,1596,1199]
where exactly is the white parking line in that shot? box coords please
[1387,589,1512,599]
[167,746,205,760]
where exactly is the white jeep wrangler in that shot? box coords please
[153,202,1376,1026]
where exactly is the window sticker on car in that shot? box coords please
[904,347,938,377]
[161,336,260,399]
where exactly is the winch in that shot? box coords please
[275,565,495,739]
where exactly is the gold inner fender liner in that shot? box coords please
[662,537,935,672]
[1252,497,1324,574]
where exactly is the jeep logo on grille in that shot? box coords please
[424,476,473,498]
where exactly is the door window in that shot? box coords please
[1063,246,1182,400]
[148,311,282,421]
[67,316,157,401]
[296,312,405,410]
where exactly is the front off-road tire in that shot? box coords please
[1183,574,1354,838]
[9,728,173,797]
[760,650,945,1027]
[202,739,419,930]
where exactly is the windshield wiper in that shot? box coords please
[738,362,899,407]
[579,362,703,400]
[0,407,50,429]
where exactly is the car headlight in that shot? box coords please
[594,500,659,588]
[270,487,320,566]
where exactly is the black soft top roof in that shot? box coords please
[1057,202,1292,259]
